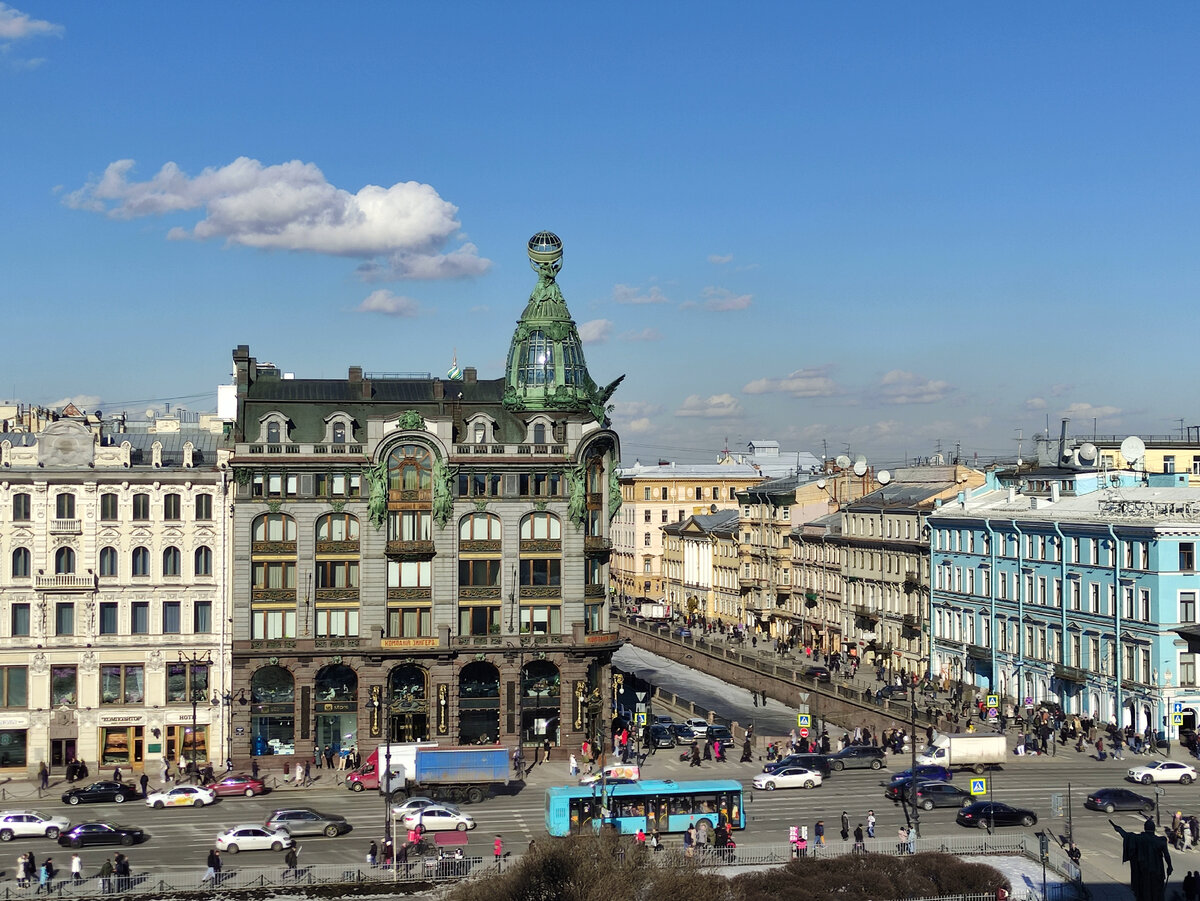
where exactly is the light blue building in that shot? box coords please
[929,469,1200,734]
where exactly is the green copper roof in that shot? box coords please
[503,232,624,424]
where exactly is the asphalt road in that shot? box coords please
[2,746,1187,895]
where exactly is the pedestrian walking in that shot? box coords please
[139,773,149,798]
[17,852,30,888]
[867,810,876,838]
[202,848,221,885]
[689,742,702,767]
[251,757,259,779]
[841,810,850,841]
[493,835,504,868]
[36,858,52,894]
[324,745,334,769]
[113,853,130,893]
[112,766,122,782]
[367,840,377,868]
[284,844,299,876]
[569,754,578,776]
[70,853,82,885]
[98,857,113,894]
[303,761,311,785]
[160,760,170,784]
[37,762,48,791]
[897,826,909,854]
[815,820,825,845]
[853,824,865,853]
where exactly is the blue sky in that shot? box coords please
[4,3,1200,467]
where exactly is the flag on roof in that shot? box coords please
[447,352,461,381]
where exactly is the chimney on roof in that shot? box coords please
[463,367,477,384]
[432,379,444,400]
[348,366,362,383]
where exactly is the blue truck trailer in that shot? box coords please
[381,745,510,804]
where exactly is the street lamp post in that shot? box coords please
[211,692,233,770]
[178,651,211,777]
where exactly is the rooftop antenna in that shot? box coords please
[1015,428,1024,467]
[1119,435,1146,471]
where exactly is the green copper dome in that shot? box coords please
[503,232,624,424]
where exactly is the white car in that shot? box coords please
[753,766,823,791]
[1127,760,1197,785]
[400,805,476,833]
[145,785,217,808]
[391,797,438,819]
[682,718,710,739]
[0,810,71,841]
[215,824,294,853]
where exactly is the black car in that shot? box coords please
[1084,788,1156,814]
[58,822,145,848]
[826,746,887,771]
[647,724,677,749]
[763,753,832,777]
[885,780,973,810]
[804,666,832,683]
[956,801,1037,828]
[878,684,910,700]
[707,725,734,744]
[61,782,142,806]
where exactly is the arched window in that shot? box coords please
[11,548,30,578]
[332,421,346,444]
[315,664,358,702]
[387,444,432,491]
[194,546,212,576]
[533,423,546,445]
[458,661,500,744]
[99,546,118,577]
[459,512,501,541]
[521,512,561,540]
[316,513,359,542]
[54,547,75,575]
[250,666,295,757]
[132,546,150,577]
[266,421,281,444]
[253,513,297,542]
[473,421,485,444]
[163,546,181,576]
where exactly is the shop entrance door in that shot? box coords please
[50,739,75,771]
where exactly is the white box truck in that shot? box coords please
[916,733,1006,774]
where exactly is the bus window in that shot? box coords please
[695,794,718,815]
[669,795,693,816]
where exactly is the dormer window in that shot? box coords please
[533,423,546,445]
[473,421,485,444]
[333,422,346,444]
[267,422,281,444]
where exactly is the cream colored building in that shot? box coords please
[0,416,231,776]
[661,510,742,624]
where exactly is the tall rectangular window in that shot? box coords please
[99,603,118,635]
[195,494,212,520]
[55,604,74,636]
[12,494,30,522]
[162,602,181,634]
[131,602,149,635]
[193,601,212,633]
[0,667,27,707]
[132,494,150,521]
[10,604,29,637]
[1164,456,1176,474]
[100,493,119,521]
[1182,654,1197,687]
[1182,592,1197,624]
[1182,543,1195,572]
[163,494,181,520]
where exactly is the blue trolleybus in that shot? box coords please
[545,778,744,839]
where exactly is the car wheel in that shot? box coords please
[1142,775,1153,785]
[973,764,986,775]
[351,782,364,792]
[245,788,256,797]
[457,822,468,832]
[68,796,80,806]
[323,825,340,838]
[1142,805,1156,815]
[0,829,12,842]
[1182,775,1194,786]
[1021,815,1035,827]
[467,787,485,805]
[227,844,239,854]
[921,800,934,811]
[1104,803,1115,814]
[114,794,125,804]
[765,781,776,791]
[196,798,207,807]
[45,828,59,840]
[870,760,882,770]
[71,838,82,848]
[270,842,282,852]
[832,761,845,771]
[961,798,972,808]
[121,835,134,846]
[977,820,989,830]
[804,780,815,790]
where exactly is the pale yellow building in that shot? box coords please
[661,510,741,624]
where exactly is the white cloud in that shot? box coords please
[1025,397,1047,411]
[619,328,662,342]
[612,284,669,305]
[1060,402,1122,422]
[612,400,663,420]
[699,286,752,312]
[676,393,743,419]
[622,418,655,434]
[1049,384,1072,397]
[64,157,490,280]
[357,290,421,317]
[743,366,839,398]
[577,319,613,344]
[0,4,62,40]
[707,253,732,264]
[877,370,951,405]
[49,394,101,410]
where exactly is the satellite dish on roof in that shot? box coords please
[878,470,892,485]
[1078,443,1097,463]
[145,408,156,420]
[816,479,826,490]
[710,504,718,513]
[1120,435,1146,465]
[853,459,868,477]
[835,454,851,469]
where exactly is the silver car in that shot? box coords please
[264,808,350,837]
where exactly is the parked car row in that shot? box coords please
[60,774,268,807]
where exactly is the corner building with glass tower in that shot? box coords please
[228,233,623,766]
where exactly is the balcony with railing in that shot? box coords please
[50,519,82,535]
[1055,664,1088,685]
[851,603,880,622]
[35,573,96,591]
[385,540,436,558]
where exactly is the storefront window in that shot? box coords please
[0,730,27,768]
[168,725,206,764]
[251,666,295,756]
[100,726,144,766]
[314,664,358,756]
[100,666,144,705]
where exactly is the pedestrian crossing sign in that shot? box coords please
[797,714,811,728]
[970,778,987,796]
[1173,713,1184,726]
[986,695,998,708]
[635,712,647,726]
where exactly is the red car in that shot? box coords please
[204,774,267,798]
